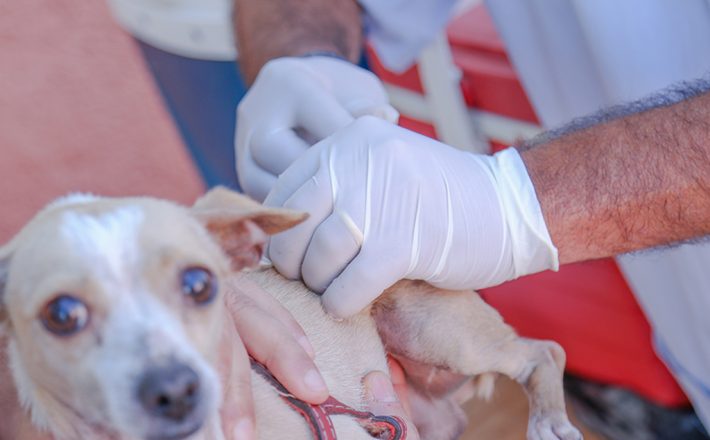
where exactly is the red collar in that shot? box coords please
[250,357,407,440]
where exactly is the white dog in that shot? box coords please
[0,188,582,439]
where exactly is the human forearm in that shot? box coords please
[521,80,710,264]
[233,0,362,84]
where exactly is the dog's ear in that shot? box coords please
[191,186,308,270]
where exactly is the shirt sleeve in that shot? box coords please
[359,0,458,72]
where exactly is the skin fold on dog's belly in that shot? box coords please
[237,268,391,439]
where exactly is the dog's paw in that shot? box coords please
[527,413,583,440]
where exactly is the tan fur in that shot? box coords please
[0,188,581,440]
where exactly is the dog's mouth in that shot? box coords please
[144,419,204,440]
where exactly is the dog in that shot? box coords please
[0,187,582,439]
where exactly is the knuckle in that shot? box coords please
[248,129,270,152]
[313,226,355,260]
[230,377,254,414]
[264,335,303,368]
[273,336,300,359]
[225,291,257,317]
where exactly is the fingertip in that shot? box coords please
[300,212,362,295]
[321,254,398,319]
[379,104,400,124]
[232,418,255,440]
[276,357,328,404]
[363,370,398,403]
[321,286,364,319]
[303,368,330,403]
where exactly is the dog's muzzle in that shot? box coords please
[137,362,207,440]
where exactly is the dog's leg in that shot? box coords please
[372,280,582,440]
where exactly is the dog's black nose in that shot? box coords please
[138,363,201,421]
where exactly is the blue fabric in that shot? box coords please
[135,40,246,189]
[134,39,370,191]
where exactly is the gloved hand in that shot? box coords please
[235,56,399,202]
[265,116,558,318]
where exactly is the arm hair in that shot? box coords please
[520,77,710,263]
[232,0,362,84]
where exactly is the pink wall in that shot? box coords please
[0,0,205,242]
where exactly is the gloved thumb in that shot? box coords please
[346,102,400,124]
[320,250,403,318]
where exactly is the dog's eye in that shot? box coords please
[40,295,89,336]
[181,267,217,305]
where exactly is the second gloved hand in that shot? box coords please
[265,117,559,318]
[235,56,398,202]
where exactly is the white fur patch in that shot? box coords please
[60,206,144,279]
[46,193,99,211]
[8,340,50,431]
[97,294,221,437]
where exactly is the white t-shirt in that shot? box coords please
[107,0,236,60]
[358,0,459,72]
[106,0,461,65]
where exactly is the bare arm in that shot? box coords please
[233,0,363,84]
[521,79,710,264]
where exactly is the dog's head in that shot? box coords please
[0,187,305,439]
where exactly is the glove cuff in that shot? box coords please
[492,148,559,277]
[298,51,350,62]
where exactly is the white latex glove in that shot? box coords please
[265,116,558,318]
[235,56,399,202]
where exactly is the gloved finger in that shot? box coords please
[251,128,310,176]
[321,246,406,318]
[295,86,354,141]
[301,210,363,293]
[362,371,419,440]
[226,289,329,405]
[268,167,334,280]
[324,60,395,120]
[236,126,280,202]
[237,158,278,203]
[347,102,400,124]
[263,140,327,209]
